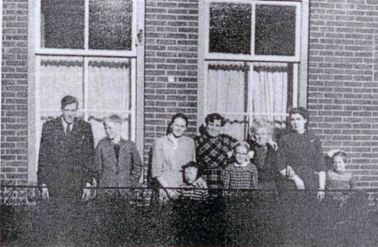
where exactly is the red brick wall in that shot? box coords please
[1,0,28,185]
[144,0,199,159]
[308,0,378,188]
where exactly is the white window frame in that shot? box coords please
[197,0,309,130]
[27,0,145,184]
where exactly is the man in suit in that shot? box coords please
[94,114,143,198]
[37,95,95,201]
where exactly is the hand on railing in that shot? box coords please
[41,184,50,200]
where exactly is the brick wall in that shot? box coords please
[308,0,378,188]
[1,0,28,185]
[144,0,199,160]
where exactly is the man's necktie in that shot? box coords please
[66,123,71,135]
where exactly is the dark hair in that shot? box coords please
[205,113,225,127]
[166,113,189,135]
[289,107,310,129]
[333,151,348,163]
[61,95,79,110]
[181,161,201,183]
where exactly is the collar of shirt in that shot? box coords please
[234,161,249,167]
[61,117,73,133]
[167,133,179,149]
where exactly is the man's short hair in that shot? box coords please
[205,113,226,126]
[61,95,79,109]
[104,114,122,125]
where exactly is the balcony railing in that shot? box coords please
[2,185,378,247]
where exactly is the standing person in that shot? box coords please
[248,119,279,191]
[151,113,196,202]
[37,95,95,201]
[94,114,143,245]
[276,107,327,198]
[276,107,327,246]
[194,113,236,197]
[223,141,259,191]
[94,114,143,198]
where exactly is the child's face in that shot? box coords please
[184,167,198,184]
[333,156,347,172]
[235,146,249,164]
[104,121,121,141]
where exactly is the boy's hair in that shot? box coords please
[249,119,273,136]
[182,161,201,181]
[233,141,250,152]
[332,151,348,163]
[104,114,122,125]
[205,113,226,127]
[61,95,78,109]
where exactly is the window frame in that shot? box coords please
[27,0,145,184]
[197,0,309,131]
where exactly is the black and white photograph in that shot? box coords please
[1,0,378,246]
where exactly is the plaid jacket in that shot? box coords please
[194,133,237,171]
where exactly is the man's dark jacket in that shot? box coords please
[37,117,95,199]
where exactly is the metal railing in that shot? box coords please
[1,185,378,247]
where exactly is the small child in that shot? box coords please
[178,161,208,201]
[223,141,259,190]
[327,150,357,200]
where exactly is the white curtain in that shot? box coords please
[251,62,288,126]
[87,59,131,147]
[207,61,247,140]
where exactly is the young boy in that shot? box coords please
[327,150,357,192]
[94,114,143,198]
[223,141,259,190]
[178,161,208,201]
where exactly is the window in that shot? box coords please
[198,0,309,140]
[27,0,145,183]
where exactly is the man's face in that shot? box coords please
[62,103,78,124]
[184,167,198,184]
[104,121,121,141]
[254,127,270,146]
[207,119,222,137]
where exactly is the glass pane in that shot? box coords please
[38,56,84,112]
[41,0,85,49]
[87,59,131,112]
[209,3,251,54]
[88,112,131,147]
[207,61,248,140]
[89,0,133,50]
[255,5,296,56]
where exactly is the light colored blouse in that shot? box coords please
[152,134,196,188]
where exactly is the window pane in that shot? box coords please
[41,0,85,49]
[209,3,251,54]
[255,5,296,56]
[89,0,133,50]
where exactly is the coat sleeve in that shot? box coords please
[222,166,230,189]
[130,142,143,184]
[276,138,288,173]
[151,138,164,178]
[37,122,51,187]
[314,137,327,172]
[81,122,95,184]
[93,141,103,185]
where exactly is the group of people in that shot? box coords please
[37,95,358,207]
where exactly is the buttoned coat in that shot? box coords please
[37,117,95,198]
[94,138,143,188]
